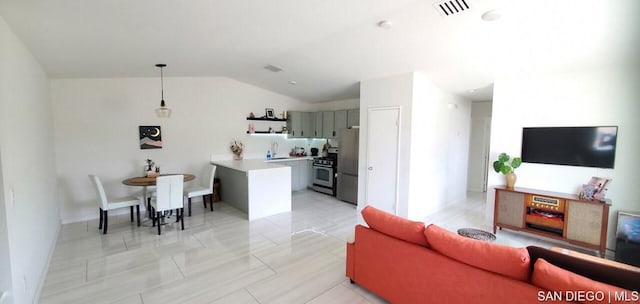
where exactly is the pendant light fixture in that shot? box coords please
[155,64,171,118]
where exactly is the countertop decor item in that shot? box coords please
[493,152,521,188]
[230,139,245,160]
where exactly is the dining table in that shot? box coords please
[122,173,195,220]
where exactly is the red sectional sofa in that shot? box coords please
[346,206,640,303]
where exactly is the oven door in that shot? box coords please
[312,165,334,188]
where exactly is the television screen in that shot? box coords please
[521,126,617,168]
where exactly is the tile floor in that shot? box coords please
[40,190,611,304]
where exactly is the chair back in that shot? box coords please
[155,175,184,211]
[88,175,109,210]
[203,165,217,191]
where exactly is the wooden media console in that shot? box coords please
[493,186,610,256]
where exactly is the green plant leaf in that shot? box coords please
[500,166,512,175]
[511,157,522,169]
[498,153,509,163]
[493,161,502,173]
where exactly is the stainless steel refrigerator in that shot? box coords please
[337,128,359,204]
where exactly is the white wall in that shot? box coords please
[486,68,640,249]
[467,102,492,192]
[409,72,471,219]
[359,72,471,221]
[359,73,414,218]
[51,77,317,223]
[0,16,61,304]
[310,98,359,111]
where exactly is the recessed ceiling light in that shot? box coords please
[377,20,393,29]
[481,9,501,21]
[264,64,283,72]
[289,80,297,85]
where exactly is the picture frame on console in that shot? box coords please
[580,176,612,201]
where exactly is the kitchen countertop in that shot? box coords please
[211,159,284,172]
[265,156,314,163]
[211,156,314,172]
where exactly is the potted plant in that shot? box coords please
[493,153,522,188]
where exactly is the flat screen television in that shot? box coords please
[521,126,617,169]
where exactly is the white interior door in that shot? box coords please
[365,107,400,214]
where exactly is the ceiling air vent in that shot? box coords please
[264,64,283,73]
[434,0,470,17]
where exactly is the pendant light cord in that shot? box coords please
[160,66,164,102]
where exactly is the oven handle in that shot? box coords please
[313,165,333,168]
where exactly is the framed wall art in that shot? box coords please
[139,126,162,149]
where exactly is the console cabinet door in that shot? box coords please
[496,191,525,228]
[565,200,604,245]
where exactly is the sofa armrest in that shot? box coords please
[346,232,355,244]
[345,229,358,281]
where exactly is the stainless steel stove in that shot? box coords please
[311,149,338,195]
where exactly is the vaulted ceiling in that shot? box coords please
[0,0,638,102]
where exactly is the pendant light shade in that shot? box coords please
[155,64,172,118]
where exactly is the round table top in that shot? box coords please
[122,174,195,186]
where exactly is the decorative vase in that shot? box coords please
[505,172,517,189]
[233,152,243,160]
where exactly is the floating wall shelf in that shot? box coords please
[246,117,287,121]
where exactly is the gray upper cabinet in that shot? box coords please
[334,110,348,137]
[322,111,335,138]
[347,109,359,127]
[301,112,314,138]
[287,111,305,138]
[287,108,359,138]
[314,112,323,137]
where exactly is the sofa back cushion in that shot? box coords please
[361,205,428,247]
[531,258,632,304]
[527,246,640,291]
[424,224,530,281]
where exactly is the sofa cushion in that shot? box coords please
[424,224,530,281]
[531,258,632,304]
[361,205,428,247]
[527,246,640,291]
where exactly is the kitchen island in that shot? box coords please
[211,159,291,220]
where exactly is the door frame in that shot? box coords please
[481,117,492,192]
[365,106,401,215]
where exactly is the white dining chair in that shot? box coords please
[89,175,142,234]
[184,165,217,216]
[150,175,185,235]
